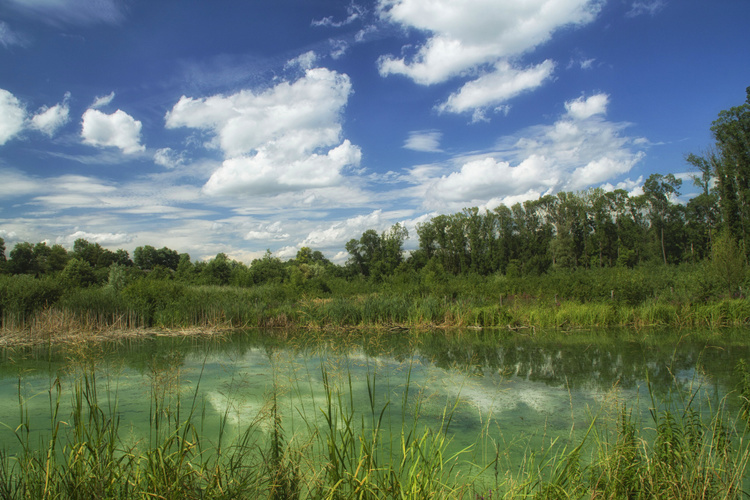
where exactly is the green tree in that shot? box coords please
[492,204,515,273]
[346,224,408,279]
[707,230,746,296]
[203,253,232,285]
[156,247,180,270]
[175,253,195,282]
[114,249,133,267]
[643,173,682,265]
[48,244,70,272]
[107,263,129,292]
[8,242,35,274]
[685,151,720,257]
[134,245,179,271]
[702,87,750,249]
[250,250,287,284]
[134,245,157,270]
[0,237,6,269]
[588,189,620,267]
[60,258,97,288]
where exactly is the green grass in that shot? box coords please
[1,261,749,337]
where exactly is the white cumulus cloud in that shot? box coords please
[244,221,290,241]
[301,210,388,249]
[378,0,601,84]
[417,93,646,210]
[58,230,134,247]
[203,140,361,196]
[166,65,361,196]
[81,108,145,154]
[564,93,608,120]
[153,147,186,168]
[30,93,71,137]
[0,88,26,145]
[378,0,602,116]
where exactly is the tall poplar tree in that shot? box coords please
[709,87,750,251]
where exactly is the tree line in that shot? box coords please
[0,87,748,291]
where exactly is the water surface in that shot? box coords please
[0,328,746,475]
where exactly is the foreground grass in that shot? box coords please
[1,359,749,499]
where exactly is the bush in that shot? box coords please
[59,258,97,288]
[0,274,63,324]
[121,279,185,326]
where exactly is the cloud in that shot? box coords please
[30,93,71,137]
[578,58,595,70]
[301,210,388,249]
[416,93,646,210]
[312,3,365,27]
[426,155,558,206]
[203,140,361,196]
[0,89,26,145]
[0,229,19,241]
[153,147,186,168]
[244,221,290,241]
[378,0,602,85]
[5,0,126,25]
[601,176,644,196]
[91,91,116,109]
[564,93,608,120]
[0,168,44,198]
[329,39,349,59]
[166,67,351,157]
[166,65,361,196]
[81,108,145,154]
[0,21,26,48]
[404,130,442,152]
[438,60,555,118]
[627,0,666,18]
[1,89,72,143]
[57,230,134,247]
[286,51,317,70]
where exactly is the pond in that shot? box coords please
[0,327,748,491]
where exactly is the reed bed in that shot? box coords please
[3,278,750,343]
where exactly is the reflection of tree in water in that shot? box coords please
[413,330,750,396]
[1,328,747,399]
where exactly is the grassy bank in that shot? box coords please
[3,289,750,346]
[1,359,748,499]
[1,261,749,345]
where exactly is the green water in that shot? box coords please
[0,328,747,476]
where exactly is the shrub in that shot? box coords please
[121,279,185,326]
[0,274,63,325]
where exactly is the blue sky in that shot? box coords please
[1,0,748,263]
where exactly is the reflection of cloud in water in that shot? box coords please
[188,347,273,369]
[421,365,621,423]
[343,350,403,371]
[204,390,268,429]
[443,377,555,415]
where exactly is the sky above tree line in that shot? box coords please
[0,0,748,263]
